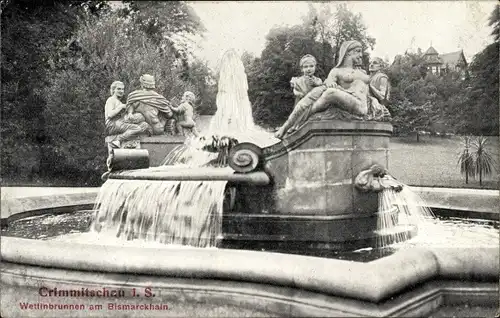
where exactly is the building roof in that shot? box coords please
[439,50,467,68]
[425,55,442,64]
[421,46,467,69]
[424,46,439,55]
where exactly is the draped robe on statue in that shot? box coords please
[126,90,174,135]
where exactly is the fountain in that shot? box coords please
[1,46,498,317]
[93,48,415,254]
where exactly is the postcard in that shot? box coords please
[1,1,498,317]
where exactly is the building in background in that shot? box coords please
[422,46,468,78]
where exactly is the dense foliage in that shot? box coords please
[389,5,499,137]
[1,1,215,185]
[247,3,375,127]
[386,52,468,136]
[1,0,108,184]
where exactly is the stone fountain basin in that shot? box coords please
[1,237,498,317]
[1,189,499,317]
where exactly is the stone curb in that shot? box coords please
[2,186,497,220]
[1,237,497,303]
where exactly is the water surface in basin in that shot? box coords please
[2,209,498,262]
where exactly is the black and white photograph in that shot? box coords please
[1,1,499,317]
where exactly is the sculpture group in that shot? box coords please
[105,74,199,148]
[275,40,391,139]
[105,40,392,146]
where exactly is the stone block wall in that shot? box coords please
[263,120,392,216]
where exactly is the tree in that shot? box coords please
[452,5,499,136]
[248,4,374,127]
[489,4,499,42]
[457,135,475,184]
[462,46,499,135]
[41,2,208,185]
[302,3,376,70]
[391,6,499,137]
[180,59,218,115]
[1,0,108,183]
[120,1,204,42]
[387,51,468,138]
[331,4,375,69]
[471,136,496,185]
[119,1,205,69]
[457,136,497,186]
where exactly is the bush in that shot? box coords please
[457,135,497,185]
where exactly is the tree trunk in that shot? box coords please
[479,167,482,186]
[416,132,420,142]
[465,149,469,184]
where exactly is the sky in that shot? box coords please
[188,1,497,69]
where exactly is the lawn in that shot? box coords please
[2,135,498,190]
[389,135,499,189]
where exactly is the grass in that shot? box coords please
[389,135,499,189]
[2,135,498,190]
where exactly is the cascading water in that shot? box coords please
[375,187,435,248]
[93,180,226,247]
[373,184,493,251]
[92,49,278,247]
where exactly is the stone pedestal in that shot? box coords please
[105,135,185,166]
[139,135,185,166]
[222,120,402,252]
[273,120,391,215]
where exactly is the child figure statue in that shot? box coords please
[170,91,200,137]
[275,41,371,139]
[290,54,323,106]
[285,54,323,134]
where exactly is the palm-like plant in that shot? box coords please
[471,136,497,185]
[457,135,475,184]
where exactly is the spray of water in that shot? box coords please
[200,49,279,149]
[382,187,497,249]
[209,49,255,135]
[375,187,436,248]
